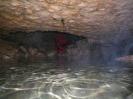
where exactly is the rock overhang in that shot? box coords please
[0,0,132,41]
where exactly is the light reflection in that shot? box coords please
[30,92,62,99]
[0,67,132,99]
[63,79,104,98]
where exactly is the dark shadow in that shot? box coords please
[0,30,86,64]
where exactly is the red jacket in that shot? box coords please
[55,34,70,54]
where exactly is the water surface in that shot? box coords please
[0,62,133,99]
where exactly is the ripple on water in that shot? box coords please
[0,66,132,99]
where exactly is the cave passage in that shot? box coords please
[0,0,133,98]
[0,31,133,99]
[0,31,86,64]
[0,30,130,66]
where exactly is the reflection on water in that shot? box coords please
[0,62,133,99]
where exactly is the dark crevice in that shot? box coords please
[0,31,86,46]
[0,30,86,64]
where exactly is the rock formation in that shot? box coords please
[0,0,132,39]
[0,0,133,64]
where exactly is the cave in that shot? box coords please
[0,0,133,99]
[0,30,86,64]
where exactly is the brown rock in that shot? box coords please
[0,39,18,63]
[27,47,48,62]
[0,0,132,39]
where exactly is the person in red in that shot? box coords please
[55,34,70,66]
[55,34,70,54]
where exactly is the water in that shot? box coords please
[0,62,133,99]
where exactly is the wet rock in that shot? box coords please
[0,39,18,63]
[0,39,49,64]
[27,47,48,62]
[66,39,109,66]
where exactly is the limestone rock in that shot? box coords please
[0,0,133,39]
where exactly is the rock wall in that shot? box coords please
[0,0,133,64]
[66,39,117,66]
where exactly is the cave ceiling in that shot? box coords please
[0,0,133,40]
